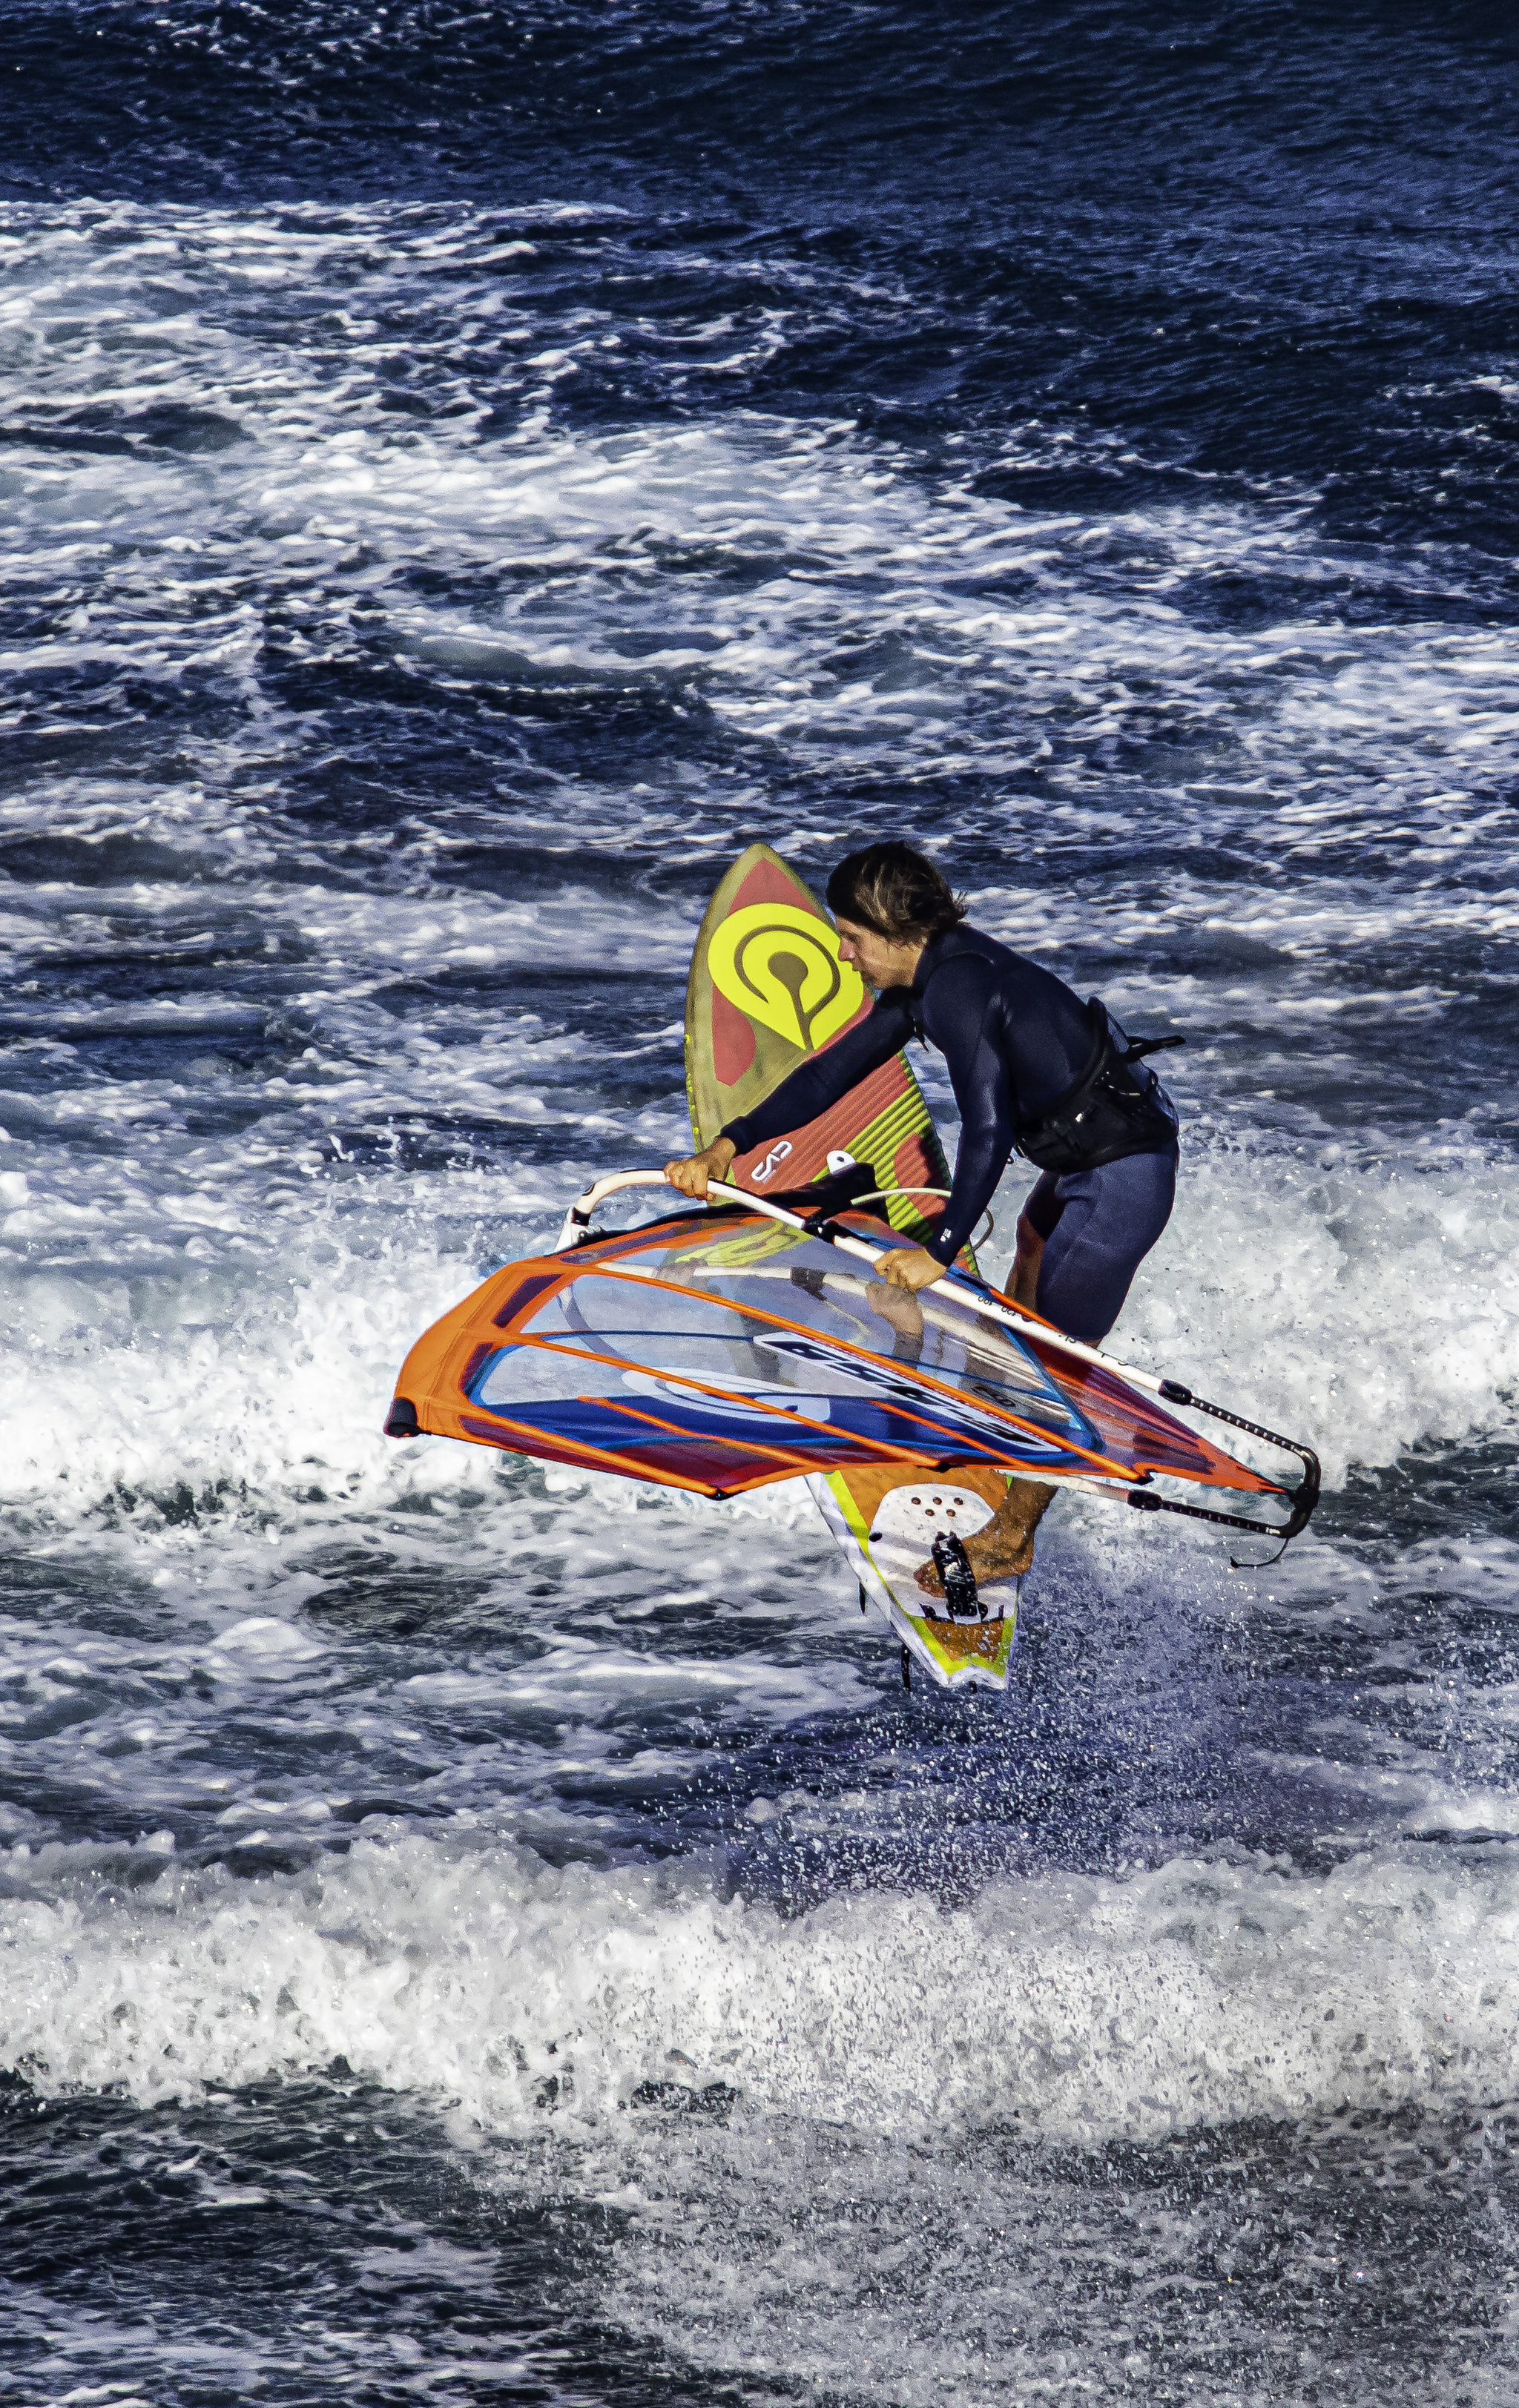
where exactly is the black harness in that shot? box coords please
[1015,1000,1182,1175]
[893,938,1185,1183]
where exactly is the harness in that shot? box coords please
[897,939,1184,1180]
[1014,1000,1182,1175]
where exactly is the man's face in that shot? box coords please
[833,915,924,993]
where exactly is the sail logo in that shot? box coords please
[761,1333,1078,1455]
[708,904,865,1053]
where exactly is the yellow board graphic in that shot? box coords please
[707,903,866,1053]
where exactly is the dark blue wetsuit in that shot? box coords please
[720,924,1179,1345]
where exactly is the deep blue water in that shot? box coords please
[1,5,1518,2402]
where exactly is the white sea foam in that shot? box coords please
[1117,1148,1519,1483]
[1,1830,1515,2143]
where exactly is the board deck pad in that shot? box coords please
[809,1463,1021,1693]
[685,842,972,1264]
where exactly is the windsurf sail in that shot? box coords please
[385,1170,1319,1552]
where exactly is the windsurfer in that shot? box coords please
[665,840,1181,1594]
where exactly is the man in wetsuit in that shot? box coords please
[665,839,1179,1593]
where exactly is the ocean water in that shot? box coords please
[2,4,1519,2401]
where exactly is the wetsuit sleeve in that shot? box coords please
[719,992,914,1155]
[922,969,1015,1265]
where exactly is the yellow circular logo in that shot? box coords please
[708,904,865,1053]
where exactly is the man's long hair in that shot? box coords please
[826,842,969,943]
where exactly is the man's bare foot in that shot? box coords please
[916,1479,1056,1599]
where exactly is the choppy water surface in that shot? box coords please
[2,5,1518,2401]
